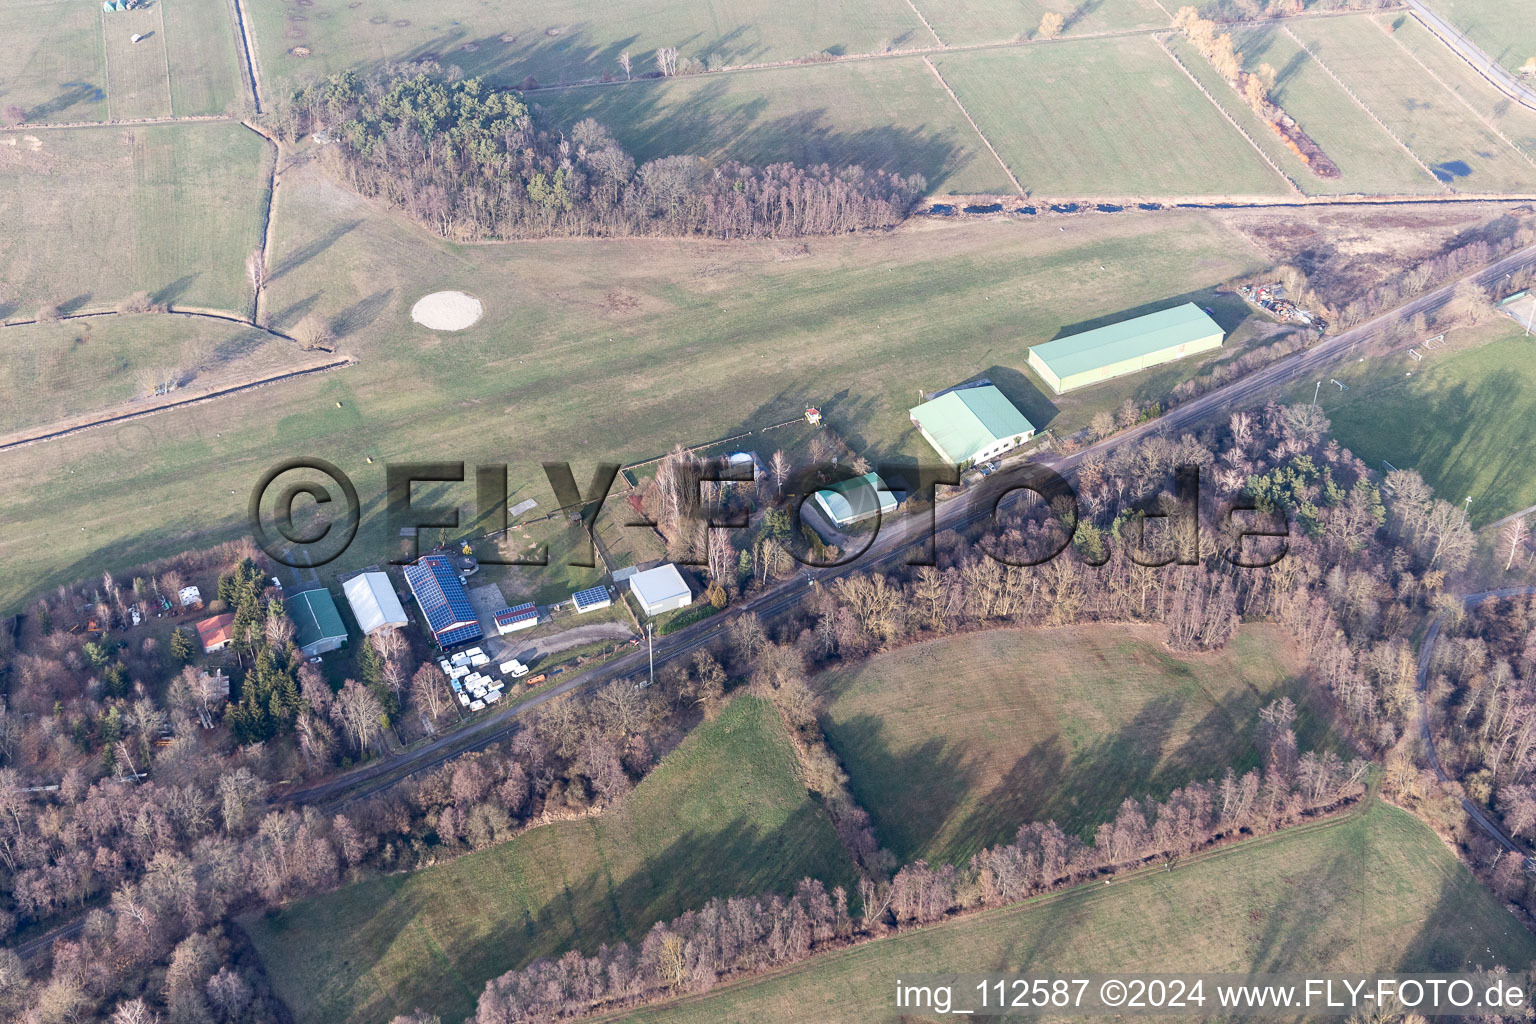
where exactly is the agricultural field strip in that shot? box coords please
[155,2,174,115]
[920,56,1024,195]
[403,10,1473,108]
[1152,34,1304,196]
[899,0,945,47]
[1380,16,1536,161]
[1280,25,1445,188]
[1291,18,1535,192]
[1376,20,1536,170]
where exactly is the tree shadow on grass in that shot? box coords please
[321,803,857,1023]
[329,288,395,339]
[949,692,1188,857]
[268,219,362,282]
[529,70,967,190]
[269,292,322,331]
[26,81,105,121]
[153,274,199,308]
[818,710,971,864]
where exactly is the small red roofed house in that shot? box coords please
[195,613,237,653]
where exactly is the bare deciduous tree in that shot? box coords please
[654,46,679,76]
[332,678,385,755]
[1503,516,1529,571]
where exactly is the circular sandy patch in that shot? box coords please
[411,291,483,331]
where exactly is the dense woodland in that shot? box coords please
[271,66,925,242]
[1427,593,1536,897]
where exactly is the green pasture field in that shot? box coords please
[102,6,172,120]
[531,56,1014,195]
[1167,31,1432,196]
[0,121,269,318]
[931,36,1290,197]
[245,0,934,100]
[1379,15,1536,159]
[816,624,1336,865]
[244,695,857,1024]
[0,157,1271,613]
[1298,323,1536,528]
[909,0,1169,47]
[0,315,302,437]
[1418,0,1536,76]
[1289,17,1533,193]
[0,0,108,123]
[1229,24,1442,196]
[618,803,1536,1024]
[161,0,247,115]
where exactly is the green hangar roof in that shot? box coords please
[813,472,898,527]
[1027,302,1224,394]
[908,385,1035,466]
[288,587,349,656]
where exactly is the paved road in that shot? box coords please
[1407,1,1536,111]
[279,240,1536,810]
[1416,587,1536,866]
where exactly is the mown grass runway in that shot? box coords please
[0,157,1268,613]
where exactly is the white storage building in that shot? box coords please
[343,572,409,635]
[629,564,693,617]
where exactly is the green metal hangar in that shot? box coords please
[1027,303,1224,394]
[909,384,1034,468]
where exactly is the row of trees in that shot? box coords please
[1173,7,1341,177]
[472,754,1367,1022]
[273,66,925,242]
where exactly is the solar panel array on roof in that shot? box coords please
[493,603,538,626]
[571,586,611,612]
[405,554,483,648]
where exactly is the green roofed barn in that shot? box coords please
[1027,302,1224,394]
[909,384,1034,468]
[287,588,349,657]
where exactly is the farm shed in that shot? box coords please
[571,586,613,614]
[405,554,484,648]
[288,588,349,657]
[1027,302,1223,394]
[494,602,539,634]
[194,613,236,654]
[813,472,898,528]
[343,572,408,635]
[628,564,692,617]
[909,385,1034,468]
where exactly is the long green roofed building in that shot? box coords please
[909,384,1034,468]
[1027,302,1224,394]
